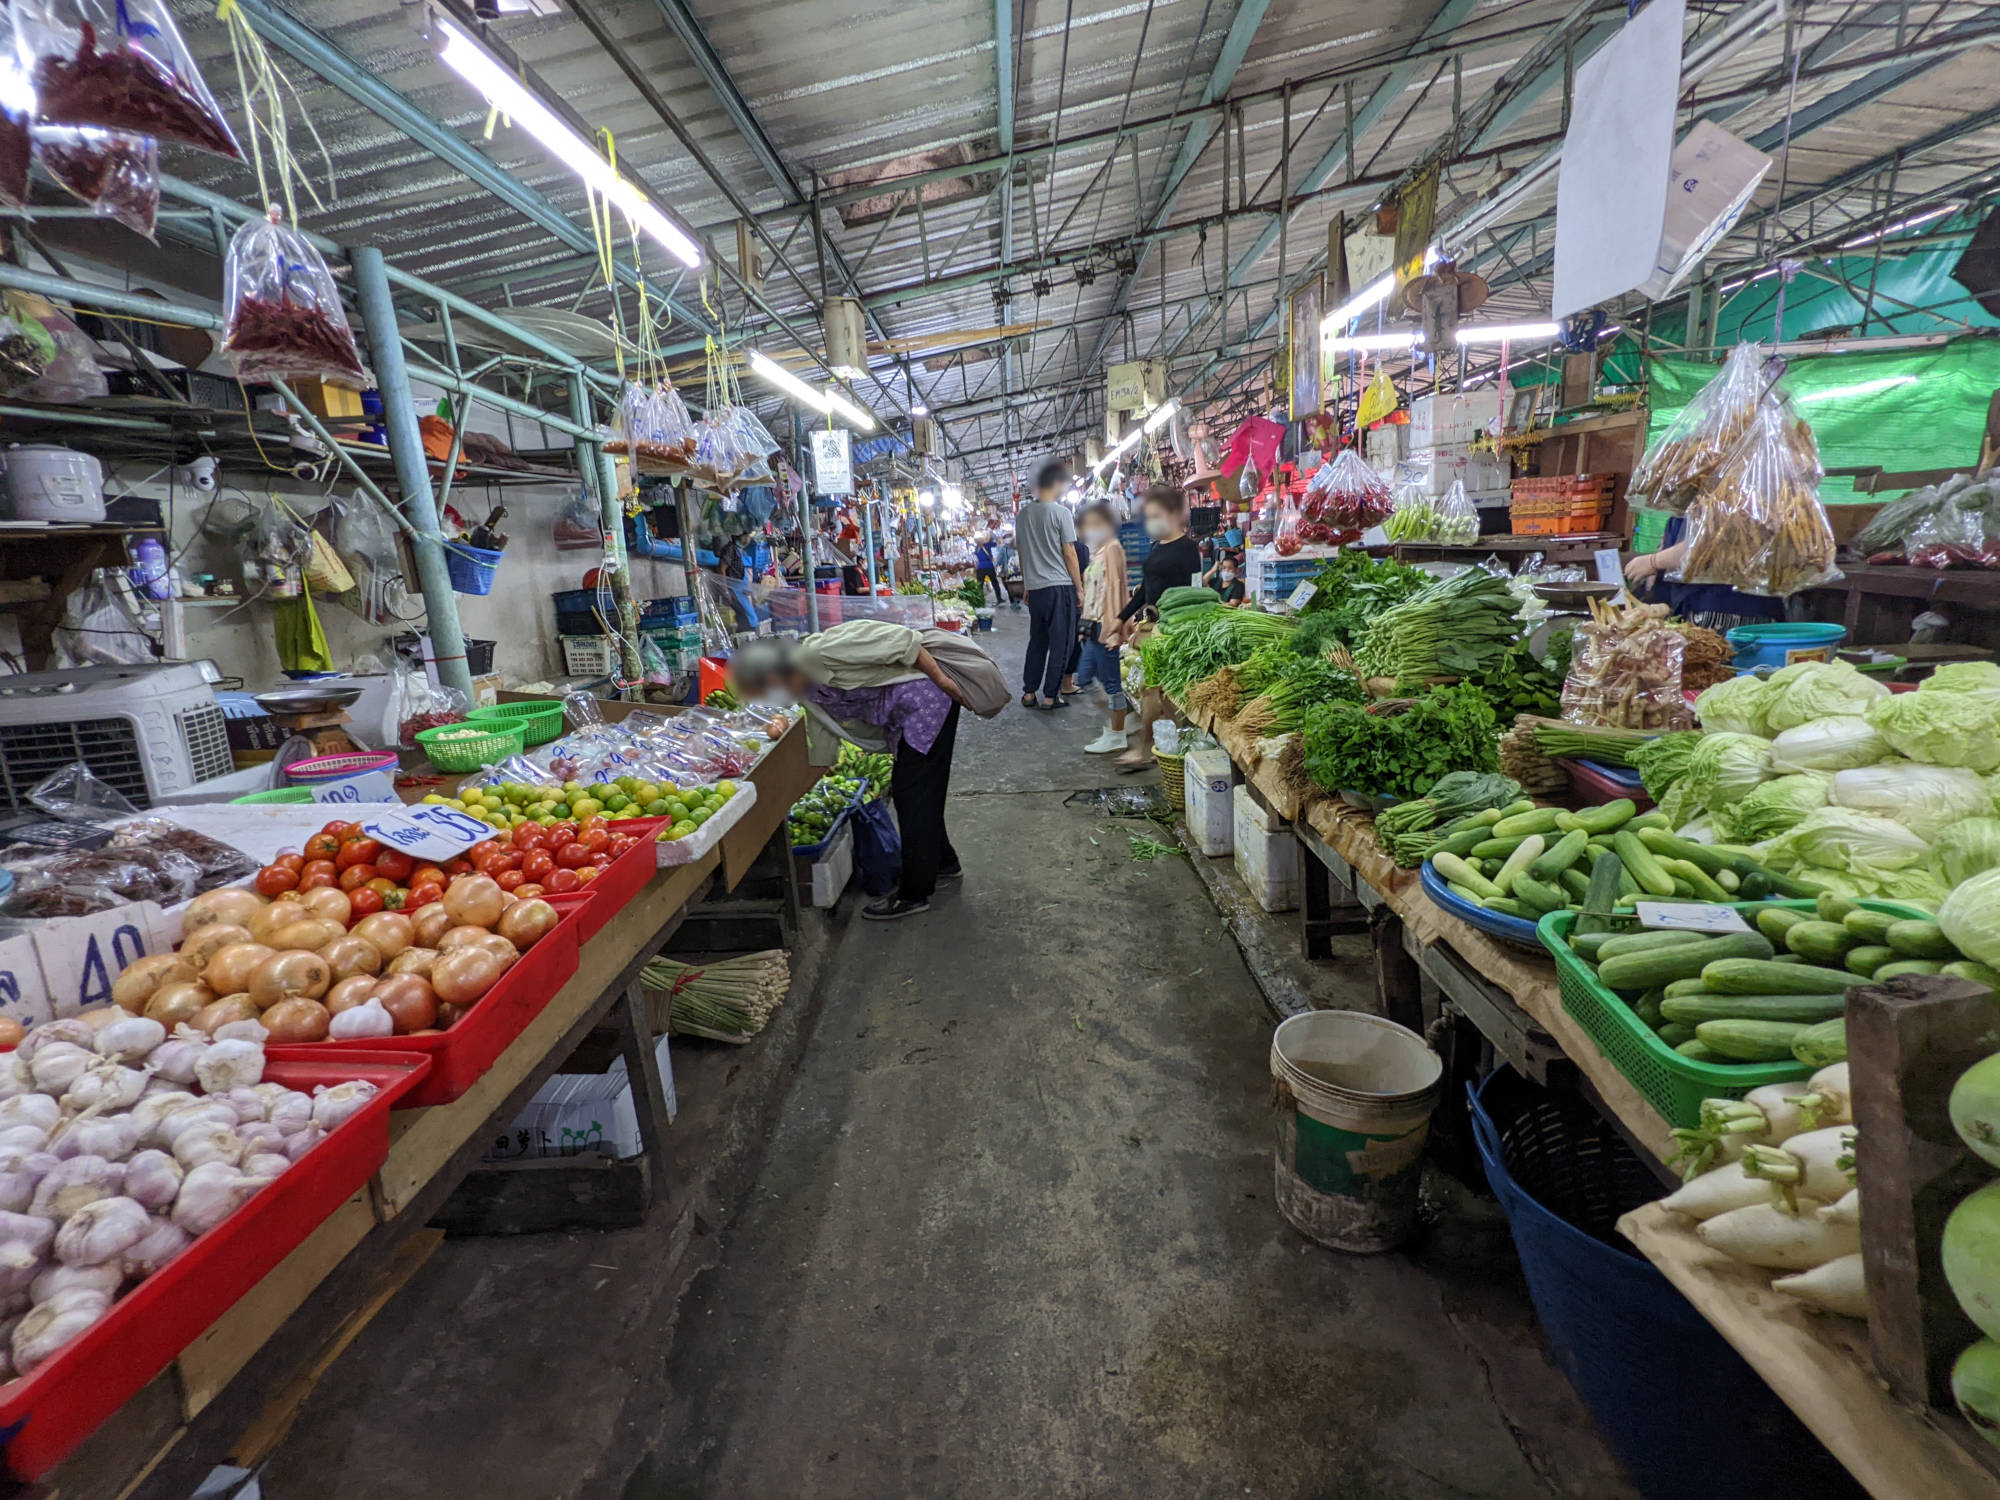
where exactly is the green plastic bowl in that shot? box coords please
[468,699,565,746]
[416,720,525,773]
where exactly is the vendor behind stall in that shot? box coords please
[1623,515,1787,632]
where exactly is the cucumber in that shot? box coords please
[1636,828,1731,877]
[1492,806,1564,839]
[1841,909,1897,946]
[1477,859,1504,879]
[1737,870,1775,901]
[1597,931,1775,991]
[1437,827,1489,858]
[1793,1018,1848,1067]
[1493,835,1545,896]
[1569,930,1619,961]
[1448,881,1487,905]
[1530,828,1591,884]
[1510,875,1570,916]
[1628,811,1670,832]
[1875,959,1944,980]
[1696,1018,1809,1061]
[1573,851,1625,937]
[1945,960,2000,988]
[1613,830,1676,897]
[1433,853,1500,901]
[1670,877,1698,898]
[1845,945,1896,977]
[1664,859,1731,903]
[1886,918,1958,961]
[1571,799,1638,835]
[1470,836,1529,860]
[1481,897,1536,920]
[1597,930,1721,961]
[1559,867,1593,901]
[1769,954,1807,965]
[1819,894,1860,926]
[1715,868,1741,893]
[1633,988,1665,1028]
[1657,1022,1697,1047]
[1663,977,1712,999]
[1497,799,1537,819]
[1660,992,1848,1025]
[1586,840,1613,861]
[1700,957,1855,996]
[1757,907,1811,944]
[1784,920,1857,965]
[1676,1039,1723,1062]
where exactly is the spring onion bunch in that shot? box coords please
[642,950,790,1042]
[1147,609,1298,697]
[1353,571,1522,689]
[1236,653,1366,739]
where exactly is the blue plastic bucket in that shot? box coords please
[444,543,503,595]
[1470,1070,1864,1500]
[1725,621,1847,671]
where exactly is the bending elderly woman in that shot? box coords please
[732,626,971,922]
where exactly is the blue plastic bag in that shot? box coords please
[849,795,901,896]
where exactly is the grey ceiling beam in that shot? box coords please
[636,0,804,202]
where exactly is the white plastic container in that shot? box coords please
[2,445,105,523]
[1233,785,1301,912]
[1183,750,1234,858]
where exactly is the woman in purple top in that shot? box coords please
[729,633,970,922]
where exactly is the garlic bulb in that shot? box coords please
[171,1161,257,1236]
[0,1053,32,1102]
[282,1127,324,1161]
[0,1210,54,1261]
[16,1021,94,1065]
[27,1042,94,1096]
[0,1151,55,1215]
[194,1039,265,1095]
[13,1287,109,1372]
[310,1081,378,1131]
[146,1029,207,1085]
[265,1091,312,1138]
[54,1196,150,1266]
[171,1122,243,1172]
[328,998,395,1040]
[140,1076,192,1101]
[0,1095,61,1136]
[0,1125,48,1155]
[123,1216,189,1277]
[30,1261,120,1306]
[29,1156,125,1222]
[249,1082,293,1112]
[153,1101,235,1150]
[92,1016,165,1064]
[233,1122,286,1158]
[132,1093,200,1149]
[242,1152,289,1181]
[49,1114,140,1163]
[0,1242,39,1299]
[121,1150,181,1211]
[210,1021,269,1045]
[60,1063,147,1116]
[223,1087,267,1124]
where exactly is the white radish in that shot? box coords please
[1820,1189,1860,1229]
[1660,1161,1776,1221]
[1788,1062,1852,1129]
[1740,1126,1857,1208]
[1774,1253,1869,1319]
[1699,1201,1858,1270]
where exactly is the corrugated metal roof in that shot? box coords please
[145,0,2000,492]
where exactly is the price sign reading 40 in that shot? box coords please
[31,909,152,1019]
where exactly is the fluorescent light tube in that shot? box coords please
[747,350,832,412]
[1324,332,1421,354]
[438,20,701,269]
[1453,322,1561,344]
[824,388,876,432]
[1143,397,1180,434]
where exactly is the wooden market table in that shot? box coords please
[36,723,815,1500]
[1174,697,2000,1500]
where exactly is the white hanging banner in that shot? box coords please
[811,429,852,496]
[1551,0,1685,320]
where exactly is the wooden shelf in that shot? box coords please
[1621,1203,2000,1500]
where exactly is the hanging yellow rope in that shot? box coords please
[217,0,335,220]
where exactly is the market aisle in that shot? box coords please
[636,607,1634,1500]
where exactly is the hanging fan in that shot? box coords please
[1401,264,1490,349]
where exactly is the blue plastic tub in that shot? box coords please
[444,543,503,595]
[1470,1070,1865,1500]
[1419,860,1543,950]
[1726,621,1846,671]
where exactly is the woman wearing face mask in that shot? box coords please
[1213,553,1247,606]
[1072,503,1130,753]
[1115,484,1202,769]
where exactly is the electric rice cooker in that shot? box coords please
[2,445,106,524]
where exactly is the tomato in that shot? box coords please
[304,833,342,860]
[336,837,383,869]
[512,827,545,851]
[547,868,581,893]
[515,883,543,899]
[408,881,444,908]
[321,820,362,841]
[582,829,611,855]
[302,858,338,885]
[365,876,397,895]
[576,865,600,883]
[339,863,378,891]
[374,849,415,882]
[496,869,526,891]
[272,851,305,874]
[546,822,577,846]
[380,889,407,910]
[347,887,384,917]
[589,852,610,868]
[299,871,338,892]
[521,850,554,882]
[255,865,300,896]
[609,837,636,856]
[556,842,592,869]
[411,864,447,890]
[445,857,473,877]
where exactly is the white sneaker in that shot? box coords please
[1084,729,1129,754]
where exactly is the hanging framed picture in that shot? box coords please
[1288,274,1324,421]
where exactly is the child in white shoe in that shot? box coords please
[1074,503,1130,753]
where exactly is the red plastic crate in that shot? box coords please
[1558,756,1655,811]
[567,818,667,934]
[276,899,585,1107]
[0,1052,429,1479]
[542,888,603,941]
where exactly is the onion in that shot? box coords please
[180,923,252,973]
[431,949,501,1008]
[371,974,437,1033]
[110,954,196,1014]
[192,995,259,1035]
[75,1006,124,1032]
[497,899,559,950]
[263,918,343,954]
[441,874,505,930]
[203,942,275,997]
[408,905,453,949]
[322,975,378,1015]
[385,947,438,978]
[298,887,352,927]
[437,924,494,953]
[248,895,309,942]
[459,932,517,969]
[181,887,265,933]
[248,951,331,1009]
[350,913,415,959]
[320,935,382,981]
[0,1019,22,1051]
[144,981,216,1027]
[260,998,330,1044]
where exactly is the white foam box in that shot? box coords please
[1183,750,1235,858]
[792,822,855,908]
[1232,784,1301,912]
[1409,391,1503,449]
[487,1031,676,1162]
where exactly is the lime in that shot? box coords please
[551,803,570,818]
[605,793,630,812]
[690,806,712,825]
[645,799,670,816]
[669,820,696,839]
[634,783,661,806]
[714,779,737,798]
[666,801,688,820]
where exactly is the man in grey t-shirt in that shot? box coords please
[1015,457,1084,708]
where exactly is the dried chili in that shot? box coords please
[34,125,157,239]
[31,20,239,158]
[224,294,367,384]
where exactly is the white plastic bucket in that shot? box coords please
[1269,1010,1442,1253]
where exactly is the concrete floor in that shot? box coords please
[263,606,1635,1500]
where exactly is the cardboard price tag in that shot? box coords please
[32,908,157,1017]
[311,770,400,805]
[1285,580,1318,612]
[1635,901,1752,934]
[0,933,51,1029]
[358,804,496,862]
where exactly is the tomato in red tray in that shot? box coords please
[299,871,337,892]
[516,883,543,898]
[321,820,362,842]
[336,838,383,870]
[255,865,299,896]
[304,832,341,860]
[555,842,591,870]
[348,887,384,917]
[547,868,580,893]
[365,877,397,896]
[408,881,443,909]
[444,857,473,877]
[581,829,610,855]
[609,837,636,856]
[380,889,407,910]
[589,851,611,868]
[546,822,577,846]
[576,865,600,883]
[374,849,414,882]
[512,827,544,852]
[301,858,338,885]
[521,850,554,882]
[272,852,305,874]
[411,864,447,889]
[496,869,525,892]
[339,864,378,891]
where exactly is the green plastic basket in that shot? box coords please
[468,700,565,747]
[415,720,524,773]
[232,786,316,805]
[1537,898,1925,1129]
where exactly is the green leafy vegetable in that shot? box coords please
[1299,685,1498,800]
[1353,569,1524,688]
[1760,659,1889,732]
[1935,819,2000,888]
[1760,807,1943,904]
[1921,661,2000,695]
[1298,550,1431,650]
[1685,731,1776,812]
[1867,689,2000,772]
[1768,715,1891,773]
[1629,731,1703,800]
[1828,761,1991,840]
[1942,867,2000,967]
[1236,654,1366,738]
[1695,673,1771,736]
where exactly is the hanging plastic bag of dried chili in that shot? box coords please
[221,209,368,386]
[32,124,158,238]
[14,0,239,157]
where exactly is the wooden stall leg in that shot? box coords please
[1371,907,1423,1035]
[616,979,673,1191]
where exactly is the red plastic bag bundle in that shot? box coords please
[221,209,367,386]
[1906,495,1999,570]
[14,0,239,157]
[32,124,156,238]
[1313,448,1393,530]
[1273,499,1304,557]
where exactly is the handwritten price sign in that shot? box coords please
[358,805,496,862]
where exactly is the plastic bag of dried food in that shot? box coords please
[1629,341,1769,513]
[602,380,648,456]
[2,841,202,917]
[18,294,106,403]
[1681,394,1841,596]
[32,123,156,238]
[14,0,239,158]
[654,381,696,459]
[109,816,258,888]
[1560,600,1691,731]
[0,291,55,393]
[727,406,777,485]
[1906,493,1999,570]
[221,209,367,386]
[1316,448,1394,530]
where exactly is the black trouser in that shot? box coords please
[893,704,960,901]
[1022,585,1077,700]
[976,567,1005,606]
